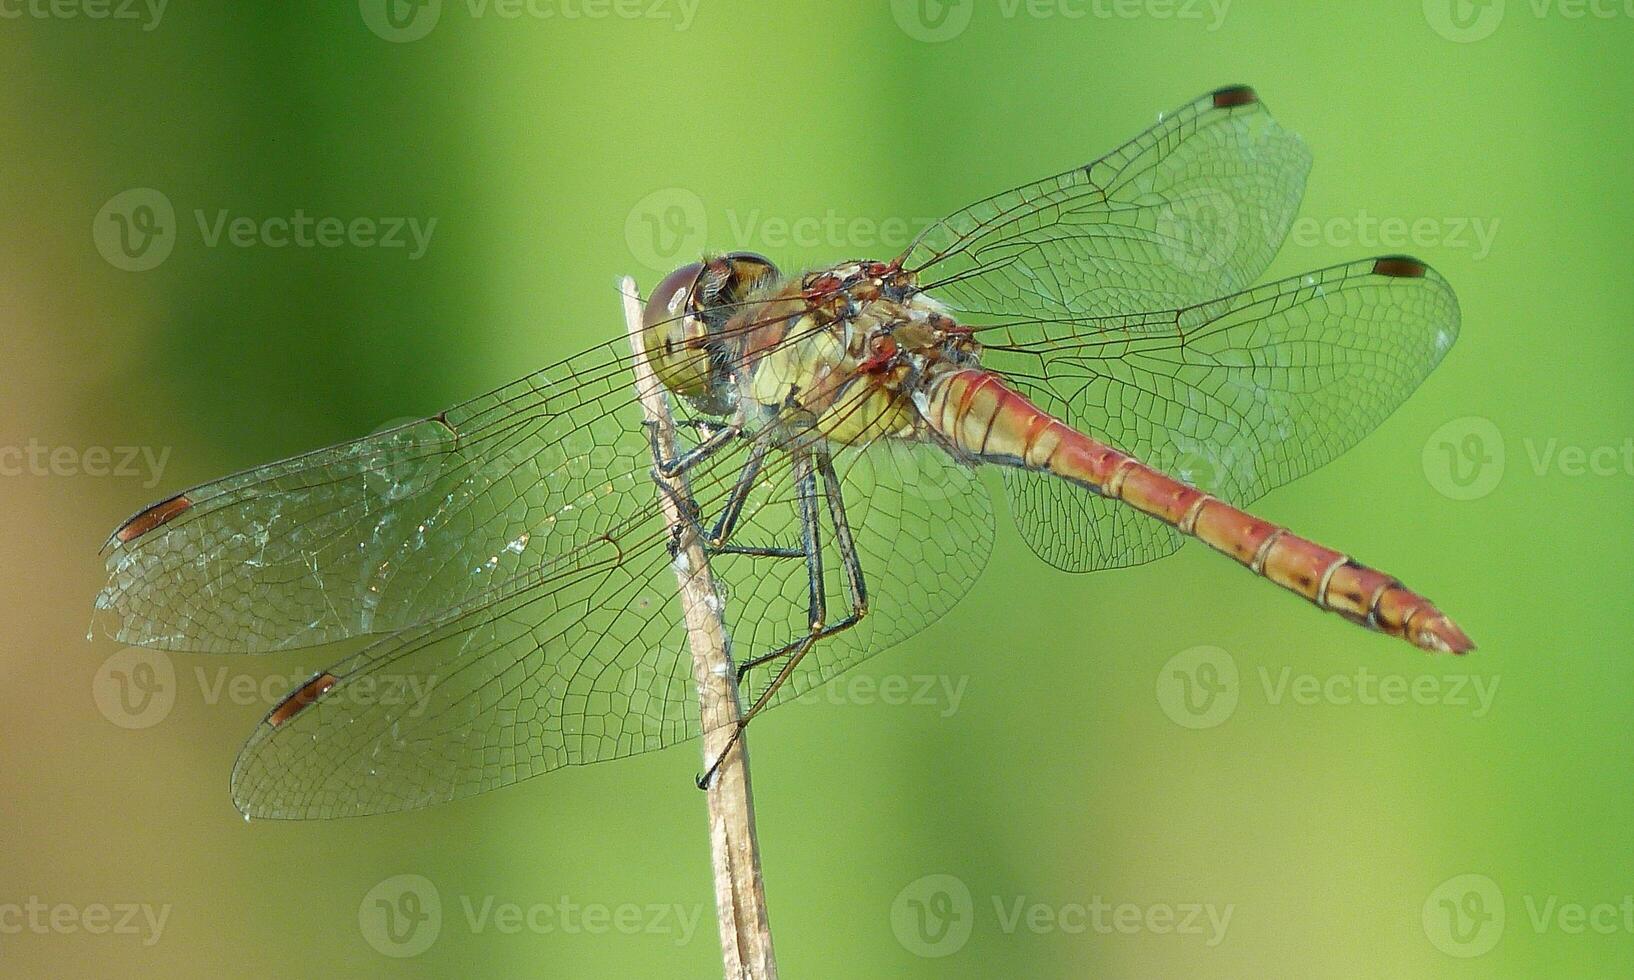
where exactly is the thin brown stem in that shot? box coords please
[619,277,777,980]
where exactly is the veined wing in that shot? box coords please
[95,336,664,653]
[95,295,819,654]
[899,85,1312,320]
[979,257,1460,572]
[230,432,993,819]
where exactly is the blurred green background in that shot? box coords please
[3,0,1630,975]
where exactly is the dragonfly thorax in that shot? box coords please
[644,254,981,447]
[733,262,983,447]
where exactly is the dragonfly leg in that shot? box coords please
[647,416,749,555]
[703,436,774,552]
[663,433,803,560]
[699,450,871,788]
[816,450,869,618]
[644,415,743,479]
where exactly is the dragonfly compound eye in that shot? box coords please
[641,254,781,401]
[642,262,713,398]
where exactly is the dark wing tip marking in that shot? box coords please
[1372,255,1429,278]
[267,672,340,727]
[1211,85,1258,108]
[114,493,193,543]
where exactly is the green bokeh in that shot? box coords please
[4,1,1630,976]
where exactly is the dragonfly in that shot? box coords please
[96,86,1470,820]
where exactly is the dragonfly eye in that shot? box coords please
[641,262,713,398]
[645,262,706,326]
[641,253,781,403]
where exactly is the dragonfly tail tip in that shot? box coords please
[1415,615,1475,655]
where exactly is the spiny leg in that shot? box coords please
[645,415,747,552]
[645,416,744,479]
[702,436,804,558]
[699,448,871,788]
[697,449,822,788]
[817,450,869,618]
[732,450,870,679]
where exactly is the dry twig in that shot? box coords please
[619,276,777,979]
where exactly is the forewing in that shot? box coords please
[985,258,1461,572]
[231,435,995,819]
[901,85,1311,320]
[97,339,694,653]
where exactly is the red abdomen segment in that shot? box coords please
[923,370,1473,653]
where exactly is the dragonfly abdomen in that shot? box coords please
[922,369,1473,654]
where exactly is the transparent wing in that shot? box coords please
[980,258,1461,572]
[95,337,661,653]
[230,435,993,819]
[723,439,994,714]
[899,85,1312,320]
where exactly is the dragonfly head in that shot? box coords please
[642,252,780,408]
